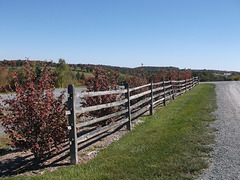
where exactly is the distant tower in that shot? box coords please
[141,63,143,67]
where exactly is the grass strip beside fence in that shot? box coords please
[12,83,216,180]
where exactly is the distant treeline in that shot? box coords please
[192,70,240,82]
[0,60,240,92]
[68,63,181,75]
[68,63,240,82]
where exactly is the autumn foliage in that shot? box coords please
[0,61,68,161]
[125,69,148,88]
[81,68,193,123]
[82,67,120,125]
[124,69,149,105]
[151,69,192,83]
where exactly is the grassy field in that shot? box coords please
[0,135,11,156]
[0,92,15,95]
[72,71,94,87]
[5,83,216,179]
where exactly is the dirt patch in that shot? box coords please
[0,118,146,178]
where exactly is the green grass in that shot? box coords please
[0,135,11,156]
[0,92,15,95]
[72,71,94,79]
[73,71,94,87]
[5,84,216,180]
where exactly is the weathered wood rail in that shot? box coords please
[67,77,199,164]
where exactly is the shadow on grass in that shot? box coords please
[0,148,11,156]
[0,121,141,178]
[0,106,150,178]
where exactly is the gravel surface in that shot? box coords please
[199,81,240,180]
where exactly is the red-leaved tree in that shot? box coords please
[125,69,148,107]
[82,67,120,125]
[0,61,68,161]
[179,70,192,80]
[125,69,148,89]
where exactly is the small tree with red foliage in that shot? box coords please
[125,69,148,107]
[151,69,166,83]
[82,67,120,125]
[125,69,148,88]
[179,70,192,80]
[0,61,68,162]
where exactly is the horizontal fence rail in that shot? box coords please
[67,77,199,164]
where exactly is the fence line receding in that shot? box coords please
[67,77,199,164]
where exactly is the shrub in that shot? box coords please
[125,69,148,89]
[0,61,68,162]
[125,69,148,107]
[179,70,192,80]
[81,67,120,125]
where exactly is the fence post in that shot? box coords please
[149,78,153,115]
[125,83,132,131]
[191,77,194,88]
[170,77,175,100]
[178,78,181,95]
[190,78,192,88]
[185,79,187,92]
[68,84,78,165]
[162,79,166,106]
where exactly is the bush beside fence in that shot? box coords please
[66,77,199,164]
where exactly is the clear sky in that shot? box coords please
[0,0,240,71]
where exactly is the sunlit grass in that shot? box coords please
[0,135,11,156]
[6,84,216,180]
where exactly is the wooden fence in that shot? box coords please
[66,77,199,164]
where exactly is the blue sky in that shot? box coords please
[0,0,240,71]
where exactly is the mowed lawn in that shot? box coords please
[8,83,216,180]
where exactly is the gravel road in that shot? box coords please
[199,81,240,180]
